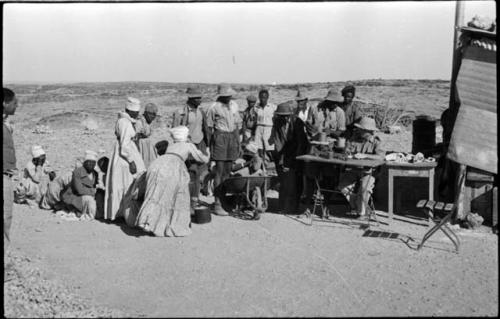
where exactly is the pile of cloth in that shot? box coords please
[54,210,93,221]
[385,152,436,163]
[467,15,496,32]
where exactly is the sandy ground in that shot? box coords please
[5,201,498,317]
[4,81,497,317]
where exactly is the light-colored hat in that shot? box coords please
[84,150,98,161]
[246,95,257,103]
[186,87,202,99]
[217,84,236,97]
[324,88,342,102]
[295,90,308,101]
[245,142,258,154]
[126,97,141,112]
[144,103,158,114]
[31,145,45,158]
[170,126,190,142]
[354,117,379,132]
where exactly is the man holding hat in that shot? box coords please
[134,102,159,168]
[337,116,385,220]
[62,150,99,220]
[206,84,242,216]
[105,97,146,221]
[172,87,209,208]
[241,95,258,144]
[310,88,346,138]
[14,145,52,207]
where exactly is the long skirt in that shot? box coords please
[135,154,192,237]
[138,137,158,169]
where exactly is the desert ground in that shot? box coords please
[4,80,498,317]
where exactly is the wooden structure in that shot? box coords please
[442,3,497,226]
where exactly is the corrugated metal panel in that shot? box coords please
[448,45,497,174]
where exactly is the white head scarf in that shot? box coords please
[31,145,45,158]
[126,97,141,112]
[170,126,189,143]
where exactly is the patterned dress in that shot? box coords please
[135,142,209,237]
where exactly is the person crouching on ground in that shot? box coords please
[206,84,242,216]
[62,150,99,220]
[135,126,209,237]
[337,117,385,220]
[39,170,72,211]
[231,141,264,177]
[134,103,158,169]
[14,145,52,208]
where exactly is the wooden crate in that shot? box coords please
[465,168,495,226]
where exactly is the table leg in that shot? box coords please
[428,169,435,226]
[388,169,394,225]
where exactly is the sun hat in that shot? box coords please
[31,145,45,158]
[170,126,190,142]
[144,103,158,114]
[295,90,308,101]
[246,95,257,103]
[217,84,236,97]
[324,88,343,102]
[354,117,379,132]
[245,142,259,154]
[274,101,294,115]
[186,87,202,99]
[126,97,141,112]
[84,150,98,162]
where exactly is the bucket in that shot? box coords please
[192,205,211,224]
[412,115,436,155]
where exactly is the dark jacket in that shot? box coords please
[62,166,97,212]
[3,123,16,173]
[272,115,312,170]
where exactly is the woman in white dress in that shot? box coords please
[135,126,209,237]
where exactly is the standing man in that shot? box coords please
[134,103,159,169]
[241,95,258,145]
[3,88,18,257]
[254,88,277,164]
[340,85,363,134]
[206,84,242,216]
[105,97,146,221]
[172,87,208,208]
[310,89,346,138]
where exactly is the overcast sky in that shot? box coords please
[3,1,496,84]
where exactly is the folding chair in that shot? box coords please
[416,200,460,252]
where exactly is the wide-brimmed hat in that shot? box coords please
[217,84,236,97]
[186,87,202,99]
[324,88,342,102]
[275,101,294,115]
[31,145,45,158]
[246,95,257,103]
[354,117,379,132]
[295,90,308,101]
[126,97,141,112]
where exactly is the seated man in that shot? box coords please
[231,142,264,177]
[14,145,52,208]
[39,170,72,211]
[62,150,99,220]
[337,117,384,220]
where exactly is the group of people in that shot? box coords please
[3,83,384,244]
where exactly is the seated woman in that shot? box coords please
[336,117,384,220]
[39,170,73,211]
[61,150,99,220]
[14,145,52,208]
[135,126,209,237]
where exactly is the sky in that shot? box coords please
[2,1,496,84]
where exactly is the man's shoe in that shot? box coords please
[213,205,229,216]
[356,214,369,221]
